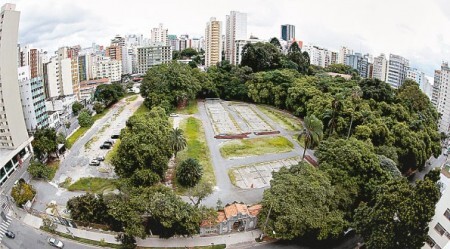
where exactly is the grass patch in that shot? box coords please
[41,227,120,248]
[58,177,72,188]
[137,246,225,249]
[258,105,303,131]
[68,177,117,194]
[220,136,294,158]
[134,103,150,116]
[177,100,198,115]
[228,170,237,186]
[105,139,121,164]
[48,161,60,181]
[67,127,89,148]
[126,95,138,103]
[84,136,99,149]
[175,117,215,193]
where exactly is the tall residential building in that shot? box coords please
[150,23,169,46]
[136,45,172,74]
[205,17,222,67]
[338,46,353,64]
[18,66,48,132]
[0,3,33,186]
[373,54,388,81]
[423,169,450,249]
[281,24,295,42]
[225,11,247,65]
[433,69,442,108]
[345,53,369,78]
[54,47,80,99]
[386,54,409,89]
[93,57,122,82]
[436,63,450,133]
[303,44,337,68]
[407,68,427,89]
[106,45,122,61]
[168,35,178,51]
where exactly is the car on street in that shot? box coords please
[104,140,114,146]
[5,230,15,239]
[169,113,179,117]
[96,156,105,161]
[100,143,111,149]
[48,237,64,248]
[89,159,100,166]
[111,134,120,139]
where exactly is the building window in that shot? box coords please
[426,235,436,247]
[435,223,446,236]
[444,209,450,221]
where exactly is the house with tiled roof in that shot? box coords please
[200,202,262,236]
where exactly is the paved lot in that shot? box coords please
[232,157,301,189]
[233,104,273,132]
[205,99,241,135]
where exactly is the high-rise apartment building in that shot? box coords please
[338,46,353,64]
[407,68,427,90]
[18,66,48,132]
[0,3,33,186]
[205,17,222,67]
[345,53,369,78]
[435,63,450,133]
[373,54,388,81]
[386,54,409,89]
[433,69,442,108]
[93,57,122,82]
[423,170,450,249]
[303,44,337,68]
[281,24,295,42]
[136,45,172,74]
[151,23,169,46]
[225,11,247,65]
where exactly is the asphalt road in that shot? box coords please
[2,218,96,249]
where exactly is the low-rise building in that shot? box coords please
[136,45,171,74]
[47,111,61,129]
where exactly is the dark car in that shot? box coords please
[100,143,111,149]
[104,140,114,146]
[96,156,105,161]
[5,230,15,239]
[111,134,120,139]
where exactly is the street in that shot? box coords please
[2,218,97,249]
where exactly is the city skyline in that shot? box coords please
[8,0,450,76]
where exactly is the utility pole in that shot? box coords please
[259,203,273,241]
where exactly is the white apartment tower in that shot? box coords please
[151,23,169,46]
[386,54,409,89]
[205,17,223,67]
[436,63,450,133]
[225,11,247,65]
[338,46,353,64]
[373,54,388,82]
[0,3,33,186]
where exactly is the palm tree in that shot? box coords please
[347,86,363,139]
[171,127,187,158]
[298,115,324,161]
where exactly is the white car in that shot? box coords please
[169,113,179,117]
[48,237,64,248]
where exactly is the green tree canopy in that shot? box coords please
[95,83,124,106]
[72,101,83,115]
[11,180,36,207]
[176,158,203,187]
[78,109,94,127]
[261,163,346,240]
[32,128,58,161]
[28,160,53,180]
[240,42,282,72]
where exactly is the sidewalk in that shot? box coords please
[19,210,261,247]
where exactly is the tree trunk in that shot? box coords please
[347,114,354,140]
[302,141,307,161]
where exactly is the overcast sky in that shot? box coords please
[7,0,450,76]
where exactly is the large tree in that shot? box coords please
[95,83,124,106]
[354,178,440,249]
[112,107,173,178]
[32,128,59,160]
[260,163,346,240]
[176,158,203,187]
[240,42,282,72]
[171,128,187,158]
[78,109,94,127]
[140,62,202,112]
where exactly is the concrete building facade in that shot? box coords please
[151,23,169,46]
[345,53,369,78]
[436,63,450,133]
[281,24,295,42]
[136,45,172,74]
[0,3,33,186]
[93,57,122,82]
[373,54,388,81]
[205,17,222,67]
[225,11,247,65]
[338,46,353,64]
[386,54,409,89]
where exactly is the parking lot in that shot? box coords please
[231,157,301,189]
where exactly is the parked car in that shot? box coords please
[5,230,15,239]
[48,237,64,248]
[100,143,111,149]
[104,140,114,146]
[169,113,179,117]
[111,134,120,139]
[89,159,100,166]
[96,156,105,161]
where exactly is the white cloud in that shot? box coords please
[7,0,450,75]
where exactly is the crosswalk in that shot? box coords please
[0,214,12,242]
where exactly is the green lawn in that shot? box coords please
[68,177,117,194]
[258,105,303,131]
[177,100,198,115]
[220,136,294,158]
[105,139,121,164]
[126,95,138,103]
[134,103,150,116]
[175,117,215,192]
[48,160,60,181]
